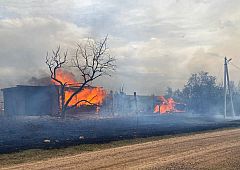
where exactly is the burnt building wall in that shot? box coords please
[2,85,59,116]
[101,92,157,116]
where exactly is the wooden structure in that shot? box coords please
[1,85,58,116]
[101,92,156,115]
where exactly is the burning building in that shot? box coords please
[154,96,186,114]
[1,85,106,116]
[0,69,185,117]
[1,85,186,117]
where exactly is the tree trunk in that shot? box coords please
[60,86,66,118]
[61,106,67,119]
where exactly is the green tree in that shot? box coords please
[181,71,223,114]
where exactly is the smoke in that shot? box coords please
[1,0,240,95]
[0,17,88,88]
[27,76,51,86]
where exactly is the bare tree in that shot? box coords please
[46,46,67,116]
[46,36,115,117]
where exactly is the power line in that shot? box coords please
[229,62,240,70]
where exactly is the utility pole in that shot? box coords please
[226,61,235,117]
[224,57,227,119]
[224,57,235,118]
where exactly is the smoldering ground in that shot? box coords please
[1,113,240,154]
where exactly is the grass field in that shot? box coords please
[0,127,237,168]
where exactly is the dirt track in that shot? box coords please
[2,128,240,170]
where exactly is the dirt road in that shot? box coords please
[2,128,240,170]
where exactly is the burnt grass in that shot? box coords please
[0,113,240,154]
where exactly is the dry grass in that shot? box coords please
[0,127,237,168]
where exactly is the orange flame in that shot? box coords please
[65,87,106,107]
[154,96,185,114]
[52,69,106,108]
[54,69,76,85]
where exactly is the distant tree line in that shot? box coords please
[165,71,240,115]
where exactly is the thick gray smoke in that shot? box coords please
[1,0,240,95]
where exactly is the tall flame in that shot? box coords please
[52,69,106,108]
[154,96,185,114]
[65,88,106,106]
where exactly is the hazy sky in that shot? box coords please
[0,0,240,94]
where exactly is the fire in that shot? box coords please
[52,69,106,108]
[154,96,185,114]
[65,87,106,106]
[54,69,76,85]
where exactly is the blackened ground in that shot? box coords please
[0,113,240,153]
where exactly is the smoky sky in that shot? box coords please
[0,0,240,95]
